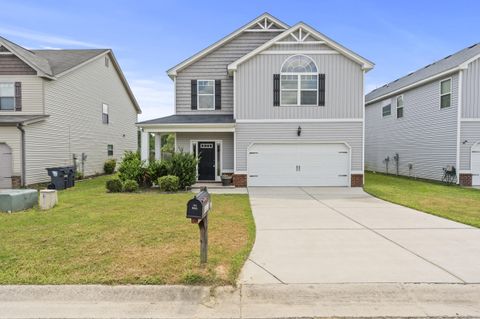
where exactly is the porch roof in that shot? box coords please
[137,114,234,125]
[0,114,49,126]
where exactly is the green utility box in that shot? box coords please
[0,189,38,213]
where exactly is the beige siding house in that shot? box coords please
[137,13,373,187]
[0,36,141,188]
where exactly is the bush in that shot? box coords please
[118,151,148,186]
[75,171,84,180]
[147,160,170,184]
[168,152,198,190]
[158,175,179,192]
[123,179,139,192]
[104,159,117,174]
[106,178,123,193]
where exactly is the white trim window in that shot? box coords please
[107,144,113,156]
[102,103,109,124]
[396,95,404,118]
[0,82,15,111]
[440,78,452,108]
[280,55,318,106]
[197,80,215,110]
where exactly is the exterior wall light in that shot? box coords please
[297,126,302,137]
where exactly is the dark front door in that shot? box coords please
[198,142,215,180]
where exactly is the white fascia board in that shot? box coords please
[459,53,480,69]
[138,123,235,133]
[366,67,462,105]
[228,22,374,74]
[461,118,480,122]
[236,118,363,123]
[166,13,288,79]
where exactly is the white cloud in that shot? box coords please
[0,27,106,48]
[129,78,174,121]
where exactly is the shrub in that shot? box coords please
[168,152,198,190]
[147,160,170,184]
[106,178,123,193]
[158,175,179,192]
[75,171,84,180]
[118,151,148,186]
[123,179,139,192]
[104,159,117,174]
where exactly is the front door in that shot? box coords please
[0,144,13,189]
[198,142,216,181]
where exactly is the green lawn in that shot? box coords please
[0,176,254,285]
[364,172,480,228]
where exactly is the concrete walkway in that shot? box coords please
[240,187,480,284]
[1,284,480,318]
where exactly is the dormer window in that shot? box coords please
[280,55,318,106]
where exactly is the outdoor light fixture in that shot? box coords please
[463,140,468,144]
[297,126,302,136]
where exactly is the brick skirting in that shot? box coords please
[232,174,247,187]
[459,173,472,187]
[351,174,364,187]
[11,176,21,189]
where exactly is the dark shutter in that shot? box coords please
[318,74,325,106]
[14,82,22,111]
[215,80,221,110]
[273,74,280,106]
[191,80,197,110]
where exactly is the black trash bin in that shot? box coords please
[65,166,75,188]
[46,167,68,190]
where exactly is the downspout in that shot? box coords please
[16,123,26,187]
[456,70,463,184]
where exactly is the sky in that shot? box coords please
[0,0,478,121]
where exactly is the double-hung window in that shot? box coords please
[197,80,215,110]
[440,78,451,108]
[382,103,392,117]
[102,103,109,124]
[396,95,404,118]
[107,144,113,156]
[0,83,15,111]
[280,55,318,106]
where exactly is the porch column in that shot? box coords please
[154,133,162,160]
[140,130,149,163]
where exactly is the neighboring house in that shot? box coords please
[365,44,480,186]
[0,36,141,188]
[137,13,373,187]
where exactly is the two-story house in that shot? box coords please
[365,44,480,186]
[137,13,373,187]
[0,36,141,188]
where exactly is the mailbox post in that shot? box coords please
[186,187,211,264]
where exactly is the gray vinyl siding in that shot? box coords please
[268,43,331,51]
[236,54,363,119]
[175,31,281,115]
[0,54,36,75]
[462,57,480,118]
[365,74,459,181]
[459,121,480,170]
[0,75,44,113]
[175,132,234,171]
[235,122,363,172]
[0,127,21,176]
[24,55,138,184]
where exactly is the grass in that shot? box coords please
[0,175,255,285]
[364,172,480,228]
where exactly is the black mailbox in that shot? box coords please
[186,187,211,220]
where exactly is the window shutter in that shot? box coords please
[14,82,22,111]
[191,80,197,110]
[215,79,221,110]
[318,74,325,106]
[273,74,280,106]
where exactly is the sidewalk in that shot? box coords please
[1,283,480,318]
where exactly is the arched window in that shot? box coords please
[280,55,318,106]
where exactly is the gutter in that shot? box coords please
[16,123,26,187]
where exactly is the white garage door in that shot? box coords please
[247,143,350,186]
[472,143,480,186]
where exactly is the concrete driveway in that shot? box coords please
[240,187,480,284]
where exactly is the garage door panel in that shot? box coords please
[248,143,350,187]
[472,144,480,186]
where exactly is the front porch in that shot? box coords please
[137,114,236,183]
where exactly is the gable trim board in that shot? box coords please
[228,22,374,73]
[167,13,288,78]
